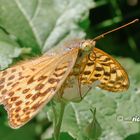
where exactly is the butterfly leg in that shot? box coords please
[77,77,83,100]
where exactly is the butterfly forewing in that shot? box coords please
[0,55,55,103]
[0,48,78,128]
[80,47,129,92]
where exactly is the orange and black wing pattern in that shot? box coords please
[80,47,129,92]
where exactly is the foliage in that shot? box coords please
[0,0,140,140]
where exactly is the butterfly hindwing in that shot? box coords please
[80,47,129,92]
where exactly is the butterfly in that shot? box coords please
[0,19,138,129]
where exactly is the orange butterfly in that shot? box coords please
[0,19,138,128]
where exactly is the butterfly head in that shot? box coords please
[80,40,96,53]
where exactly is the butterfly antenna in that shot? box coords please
[93,19,139,41]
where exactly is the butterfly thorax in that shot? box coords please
[55,40,97,102]
[72,39,96,76]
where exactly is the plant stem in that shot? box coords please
[51,101,57,127]
[54,102,66,140]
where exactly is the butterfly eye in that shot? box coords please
[81,40,96,52]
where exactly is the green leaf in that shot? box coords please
[0,0,94,53]
[0,123,36,140]
[0,0,94,69]
[47,58,140,140]
[0,0,40,53]
[0,29,21,69]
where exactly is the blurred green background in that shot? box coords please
[87,0,140,62]
[0,0,140,140]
